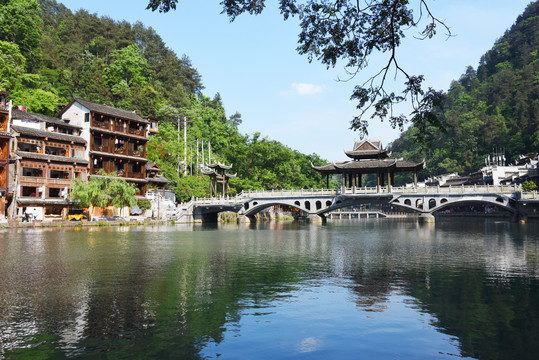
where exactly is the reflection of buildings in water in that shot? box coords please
[483,224,539,278]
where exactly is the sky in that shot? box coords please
[58,0,533,161]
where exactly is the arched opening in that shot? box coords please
[316,201,322,210]
[295,201,301,206]
[305,201,311,211]
[496,197,504,203]
[441,198,448,204]
[429,199,436,209]
[253,201,258,206]
[404,199,411,206]
[393,199,400,203]
[416,199,423,210]
[244,202,250,210]
[326,200,332,207]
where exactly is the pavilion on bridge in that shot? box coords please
[201,162,236,197]
[311,139,424,190]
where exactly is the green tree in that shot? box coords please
[71,172,137,219]
[0,40,26,90]
[0,0,43,70]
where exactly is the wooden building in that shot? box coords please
[10,109,88,219]
[312,139,424,190]
[0,91,12,217]
[60,97,150,197]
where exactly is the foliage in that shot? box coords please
[522,181,537,192]
[137,199,152,211]
[0,0,43,70]
[146,0,452,140]
[70,171,137,209]
[3,0,334,202]
[390,2,539,178]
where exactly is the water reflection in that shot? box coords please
[0,220,538,359]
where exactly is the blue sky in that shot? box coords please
[59,0,533,161]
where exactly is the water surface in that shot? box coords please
[0,219,538,359]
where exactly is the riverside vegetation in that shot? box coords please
[1,0,537,200]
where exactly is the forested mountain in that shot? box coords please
[0,0,326,200]
[390,1,539,178]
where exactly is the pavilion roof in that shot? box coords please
[312,159,424,174]
[344,138,389,160]
[206,162,233,171]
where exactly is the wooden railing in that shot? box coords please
[92,120,109,130]
[19,176,71,185]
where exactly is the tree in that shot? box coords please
[146,0,451,140]
[0,40,26,90]
[0,0,43,70]
[71,172,137,220]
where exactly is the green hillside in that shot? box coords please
[390,1,539,179]
[0,0,326,200]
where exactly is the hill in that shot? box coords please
[0,0,326,200]
[390,1,539,178]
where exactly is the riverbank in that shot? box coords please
[0,218,171,229]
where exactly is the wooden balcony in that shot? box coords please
[128,128,144,136]
[127,171,145,179]
[92,144,110,153]
[114,123,126,133]
[20,176,71,186]
[92,120,109,130]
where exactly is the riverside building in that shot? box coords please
[59,97,150,197]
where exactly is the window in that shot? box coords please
[85,113,90,122]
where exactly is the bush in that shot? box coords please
[522,181,537,192]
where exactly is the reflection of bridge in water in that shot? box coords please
[174,185,538,223]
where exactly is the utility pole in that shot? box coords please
[208,141,211,164]
[177,115,180,177]
[183,116,188,176]
[196,139,199,176]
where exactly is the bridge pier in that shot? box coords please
[237,215,256,224]
[418,213,435,223]
[306,214,325,224]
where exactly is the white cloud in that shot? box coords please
[291,83,324,95]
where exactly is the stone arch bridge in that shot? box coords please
[174,185,534,223]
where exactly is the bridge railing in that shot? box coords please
[521,190,538,199]
[189,185,530,206]
[342,184,522,195]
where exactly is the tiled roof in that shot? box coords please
[147,175,170,184]
[312,159,423,173]
[11,109,82,129]
[11,125,86,144]
[90,150,148,162]
[72,96,149,124]
[16,151,89,164]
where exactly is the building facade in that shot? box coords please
[0,92,12,217]
[59,97,150,197]
[9,109,88,220]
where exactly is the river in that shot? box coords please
[0,219,538,359]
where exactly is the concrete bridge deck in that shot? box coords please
[173,185,538,223]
